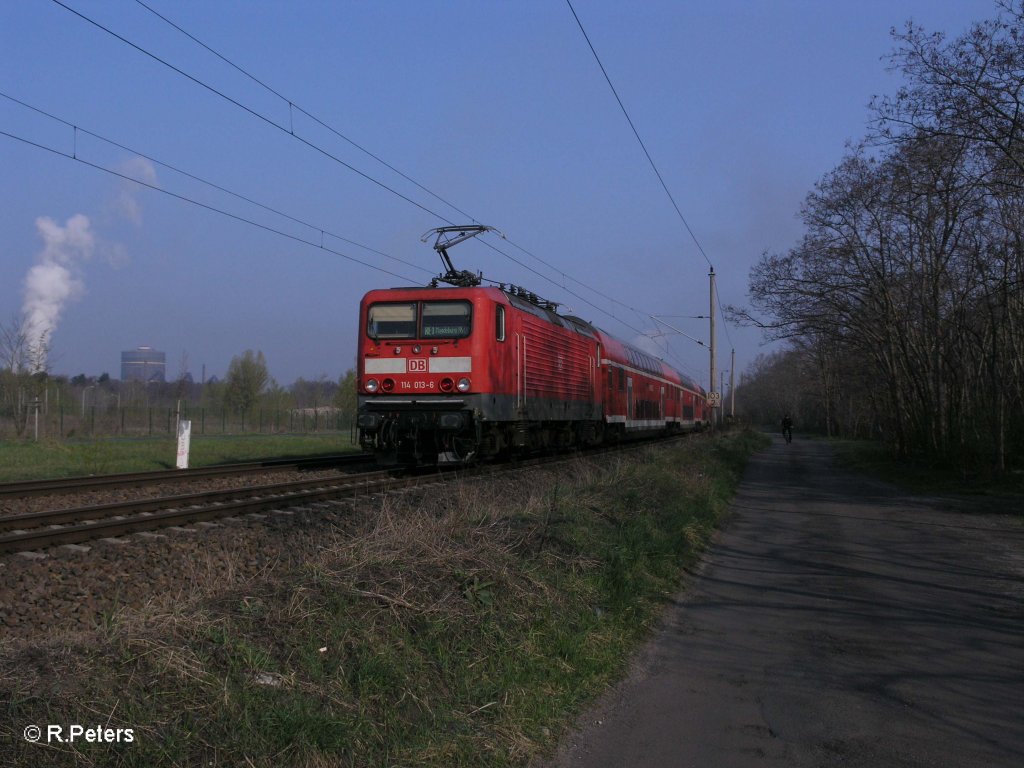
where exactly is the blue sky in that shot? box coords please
[0,0,998,388]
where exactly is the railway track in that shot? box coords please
[0,453,372,499]
[0,436,690,556]
[0,465,405,555]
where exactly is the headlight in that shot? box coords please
[365,378,379,393]
[382,378,395,392]
[457,377,471,393]
[440,378,454,392]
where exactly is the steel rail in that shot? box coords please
[0,468,405,554]
[0,469,395,533]
[0,453,372,499]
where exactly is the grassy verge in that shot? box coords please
[0,433,359,483]
[0,430,767,767]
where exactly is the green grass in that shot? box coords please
[0,433,360,483]
[0,430,767,767]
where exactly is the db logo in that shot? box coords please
[408,359,427,373]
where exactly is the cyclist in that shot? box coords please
[781,414,793,444]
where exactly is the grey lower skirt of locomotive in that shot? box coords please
[356,395,605,466]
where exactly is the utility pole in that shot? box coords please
[720,371,725,428]
[730,347,736,418]
[709,267,717,430]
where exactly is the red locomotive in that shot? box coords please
[355,227,708,464]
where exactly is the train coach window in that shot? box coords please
[368,303,417,339]
[423,301,472,339]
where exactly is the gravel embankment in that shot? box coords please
[0,468,399,638]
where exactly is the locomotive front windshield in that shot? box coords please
[422,301,471,338]
[367,303,417,339]
[367,300,472,340]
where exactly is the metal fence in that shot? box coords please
[1,405,355,440]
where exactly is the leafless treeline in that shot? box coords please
[734,2,1024,475]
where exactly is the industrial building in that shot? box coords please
[121,346,166,383]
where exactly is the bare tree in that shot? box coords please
[873,1,1024,179]
[0,313,31,373]
[0,313,50,437]
[734,3,1024,476]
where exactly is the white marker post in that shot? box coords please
[176,419,192,470]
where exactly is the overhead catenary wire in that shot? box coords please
[49,0,456,225]
[3,120,701,378]
[1,88,691,367]
[565,0,713,270]
[131,0,681,340]
[131,0,480,227]
[565,0,737,355]
[0,126,421,286]
[41,0,710,378]
[0,91,434,279]
[0,96,683,365]
[52,0,697,357]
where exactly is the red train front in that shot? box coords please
[355,283,708,465]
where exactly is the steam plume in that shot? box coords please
[114,156,158,225]
[22,213,95,371]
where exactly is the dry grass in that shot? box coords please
[0,431,766,767]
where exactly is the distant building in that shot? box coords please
[121,346,166,383]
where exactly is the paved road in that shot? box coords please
[547,437,1024,768]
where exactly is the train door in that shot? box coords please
[627,376,633,422]
[660,386,665,421]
